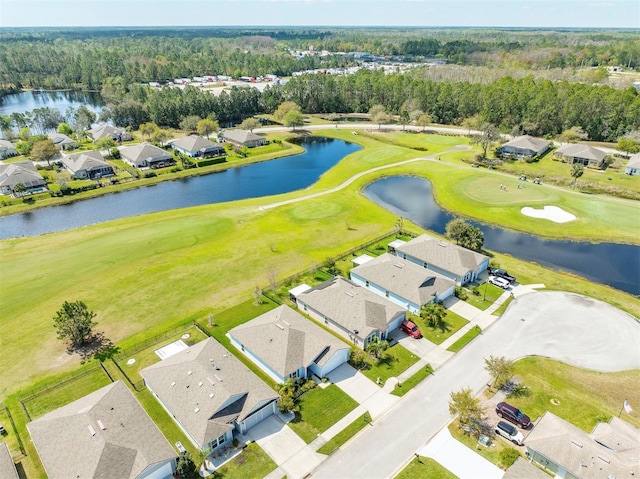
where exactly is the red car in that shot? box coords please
[400,319,422,339]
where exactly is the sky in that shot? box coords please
[0,0,638,28]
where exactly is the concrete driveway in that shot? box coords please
[418,428,503,479]
[311,291,640,479]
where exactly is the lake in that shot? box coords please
[0,90,104,117]
[363,175,640,296]
[0,136,361,239]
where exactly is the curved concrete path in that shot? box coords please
[311,291,639,479]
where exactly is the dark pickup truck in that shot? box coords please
[488,268,516,283]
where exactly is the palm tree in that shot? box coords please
[571,163,584,189]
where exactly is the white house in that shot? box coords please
[140,338,278,452]
[228,305,350,384]
[89,124,133,142]
[350,253,456,314]
[61,150,115,180]
[295,276,406,349]
[555,144,607,168]
[27,381,177,479]
[0,161,47,196]
[625,153,640,176]
[0,139,17,159]
[221,129,266,148]
[47,132,76,151]
[390,234,489,286]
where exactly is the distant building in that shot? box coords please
[169,135,225,158]
[47,132,76,151]
[625,153,640,176]
[221,129,266,148]
[0,443,19,479]
[555,144,607,169]
[89,125,133,143]
[62,150,115,180]
[499,135,550,159]
[0,139,18,159]
[27,381,177,479]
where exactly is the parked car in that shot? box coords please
[400,319,422,339]
[496,402,532,429]
[488,276,510,290]
[495,420,525,445]
[488,268,516,283]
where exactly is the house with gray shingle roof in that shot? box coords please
[0,161,47,196]
[221,129,266,148]
[499,135,550,159]
[390,234,489,285]
[62,150,115,180]
[140,338,278,452]
[525,411,640,479]
[350,253,456,314]
[120,143,175,169]
[295,276,406,349]
[0,139,17,159]
[502,457,550,479]
[555,143,607,168]
[0,443,19,479]
[89,124,133,143]
[27,381,177,479]
[625,153,640,176]
[47,132,76,151]
[228,305,350,383]
[170,135,225,158]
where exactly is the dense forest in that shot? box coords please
[1,27,638,91]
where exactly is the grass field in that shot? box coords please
[463,282,505,310]
[316,412,371,455]
[1,129,638,400]
[417,310,469,345]
[359,344,420,385]
[211,442,278,479]
[395,457,458,479]
[288,385,358,443]
[447,326,483,353]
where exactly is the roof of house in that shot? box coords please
[62,150,109,172]
[140,338,278,448]
[0,139,17,151]
[351,253,456,305]
[222,129,264,144]
[89,124,127,141]
[502,457,549,479]
[555,144,607,162]
[47,132,76,147]
[501,135,550,153]
[229,305,349,378]
[525,411,640,479]
[627,153,640,169]
[395,234,489,277]
[27,381,176,479]
[0,161,45,188]
[297,277,405,338]
[170,135,223,152]
[0,443,19,479]
[120,143,172,164]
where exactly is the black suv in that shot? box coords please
[488,268,516,283]
[496,402,531,429]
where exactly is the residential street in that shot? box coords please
[310,291,640,479]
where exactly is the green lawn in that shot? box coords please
[463,283,506,310]
[288,385,358,443]
[416,310,469,346]
[316,412,371,455]
[359,344,420,384]
[448,419,513,466]
[1,129,639,400]
[508,357,640,430]
[21,367,112,420]
[392,364,433,397]
[492,295,514,316]
[447,326,482,353]
[211,443,278,479]
[395,457,458,479]
[0,406,23,461]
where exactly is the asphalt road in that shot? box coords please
[310,291,640,479]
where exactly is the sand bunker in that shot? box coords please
[521,206,576,223]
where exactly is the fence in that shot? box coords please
[112,322,195,363]
[0,403,26,456]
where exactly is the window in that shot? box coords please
[217,434,225,445]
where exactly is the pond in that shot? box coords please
[363,175,640,296]
[0,136,361,239]
[0,90,104,117]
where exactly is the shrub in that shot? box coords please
[196,156,226,167]
[498,447,521,468]
[471,286,480,296]
[143,171,157,178]
[455,286,468,300]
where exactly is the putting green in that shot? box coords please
[360,147,408,164]
[457,176,556,206]
[291,201,342,220]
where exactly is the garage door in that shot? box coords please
[242,401,276,432]
[140,460,175,479]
